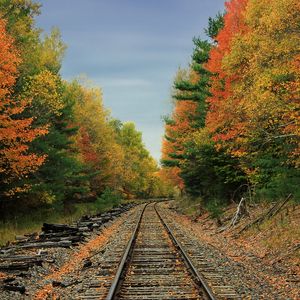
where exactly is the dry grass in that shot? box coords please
[240,204,300,263]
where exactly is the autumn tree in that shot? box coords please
[70,80,124,196]
[161,68,198,191]
[161,13,245,202]
[0,18,47,197]
[26,79,85,206]
[220,0,300,198]
[0,1,85,206]
[205,0,248,144]
[114,122,158,198]
[0,0,42,91]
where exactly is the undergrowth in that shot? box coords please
[0,188,123,246]
[174,195,225,219]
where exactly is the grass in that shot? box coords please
[237,202,300,263]
[173,195,203,218]
[252,207,299,250]
[0,199,121,247]
[173,195,226,219]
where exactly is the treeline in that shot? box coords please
[0,0,173,216]
[161,0,299,210]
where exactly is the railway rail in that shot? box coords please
[105,202,217,300]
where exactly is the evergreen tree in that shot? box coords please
[162,13,246,202]
[26,81,87,206]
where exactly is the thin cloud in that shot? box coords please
[95,77,152,88]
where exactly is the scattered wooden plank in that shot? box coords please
[237,194,293,235]
[3,284,26,294]
[42,223,78,233]
[19,240,72,249]
[0,254,42,262]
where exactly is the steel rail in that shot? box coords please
[105,203,148,300]
[154,203,217,300]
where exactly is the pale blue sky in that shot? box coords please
[36,0,225,161]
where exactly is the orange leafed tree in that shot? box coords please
[0,18,47,194]
[205,0,248,143]
[161,99,198,190]
[76,127,99,165]
[162,100,198,159]
[221,0,300,163]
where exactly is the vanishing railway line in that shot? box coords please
[0,201,295,299]
[105,202,217,300]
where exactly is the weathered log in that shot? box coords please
[266,193,292,219]
[218,197,249,232]
[231,197,249,226]
[78,226,90,232]
[19,240,72,249]
[89,217,103,223]
[238,194,293,234]
[42,223,78,233]
[0,261,42,271]
[15,235,28,241]
[81,232,90,237]
[92,223,100,229]
[3,284,26,294]
[0,254,42,262]
[39,231,79,239]
[101,216,112,222]
[24,232,38,240]
[78,221,94,228]
[37,235,84,243]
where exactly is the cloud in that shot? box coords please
[94,77,152,88]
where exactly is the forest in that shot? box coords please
[161,0,299,215]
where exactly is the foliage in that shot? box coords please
[205,12,225,41]
[161,0,299,211]
[70,80,124,195]
[114,122,160,197]
[181,128,246,200]
[161,12,244,205]
[206,0,300,199]
[26,70,64,118]
[0,18,47,196]
[94,188,122,211]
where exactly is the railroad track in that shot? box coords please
[105,202,216,300]
[157,205,239,299]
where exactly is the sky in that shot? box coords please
[36,0,225,161]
